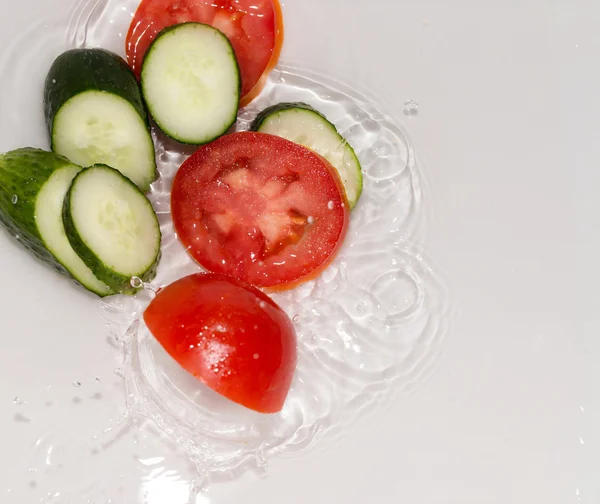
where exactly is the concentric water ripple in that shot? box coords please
[98,67,451,480]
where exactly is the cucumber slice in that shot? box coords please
[0,148,112,296]
[251,103,363,209]
[141,22,241,145]
[45,49,157,191]
[63,164,161,294]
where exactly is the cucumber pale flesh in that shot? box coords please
[45,48,157,191]
[0,148,112,296]
[141,22,241,145]
[63,164,161,294]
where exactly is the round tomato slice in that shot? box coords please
[126,0,283,106]
[171,132,349,290]
[144,273,297,413]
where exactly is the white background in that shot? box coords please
[0,0,596,502]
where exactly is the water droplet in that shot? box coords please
[371,270,421,321]
[327,200,334,210]
[130,276,143,289]
[72,381,81,388]
[292,314,300,323]
[14,396,27,405]
[215,325,227,333]
[14,412,31,423]
[258,301,267,309]
[403,99,419,116]
[52,79,56,84]
[253,353,260,360]
[307,216,315,224]
[94,377,101,383]
[255,447,268,468]
[11,194,17,204]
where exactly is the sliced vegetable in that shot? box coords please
[44,48,157,191]
[251,102,363,209]
[171,131,349,290]
[140,22,240,145]
[144,272,297,413]
[126,0,284,106]
[63,164,161,294]
[0,148,112,296]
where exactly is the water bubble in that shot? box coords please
[356,301,368,313]
[94,377,101,383]
[130,276,143,289]
[403,99,419,116]
[11,194,17,204]
[14,396,27,405]
[292,314,300,323]
[72,381,81,388]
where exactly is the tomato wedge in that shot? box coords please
[171,132,349,290]
[144,273,297,413]
[126,0,284,106]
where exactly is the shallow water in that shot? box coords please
[0,0,454,500]
[98,65,452,484]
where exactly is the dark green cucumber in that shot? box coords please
[63,164,161,294]
[44,48,157,191]
[141,22,241,145]
[0,148,113,296]
[251,102,363,209]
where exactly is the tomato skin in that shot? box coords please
[143,273,297,414]
[239,0,283,107]
[171,132,350,290]
[125,0,284,104]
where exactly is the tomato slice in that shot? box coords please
[144,273,297,413]
[126,0,284,106]
[171,132,349,290]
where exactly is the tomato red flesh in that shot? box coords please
[143,273,297,413]
[171,132,349,289]
[126,0,283,103]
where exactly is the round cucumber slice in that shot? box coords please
[63,164,161,294]
[141,22,241,145]
[251,103,363,209]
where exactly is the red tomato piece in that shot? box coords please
[126,0,284,106]
[171,132,350,290]
[144,273,297,413]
